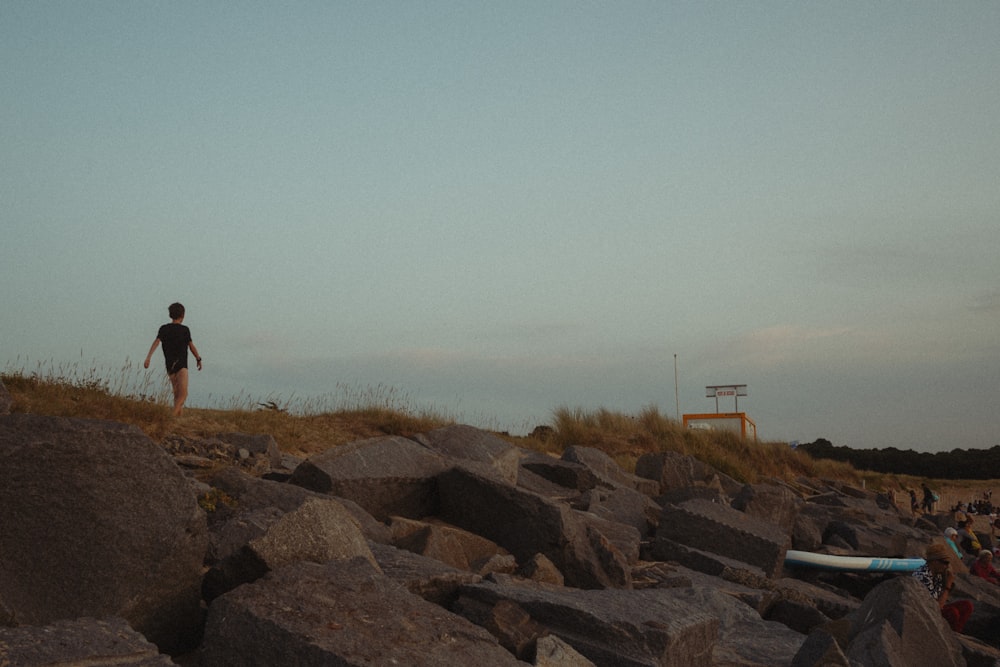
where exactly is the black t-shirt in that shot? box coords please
[157,323,192,374]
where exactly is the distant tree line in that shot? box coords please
[798,439,1000,480]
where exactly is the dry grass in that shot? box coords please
[1,359,454,457]
[0,358,929,489]
[548,405,863,484]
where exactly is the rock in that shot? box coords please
[437,466,632,589]
[415,424,522,485]
[661,585,806,666]
[823,520,860,550]
[773,577,860,620]
[206,467,392,544]
[0,415,206,654]
[517,465,587,501]
[369,541,483,606]
[215,432,282,469]
[791,625,851,667]
[520,451,599,491]
[635,450,743,497]
[653,498,791,578]
[956,634,1000,667]
[0,616,175,666]
[160,434,270,475]
[731,482,801,532]
[199,558,521,666]
[203,495,377,600]
[451,597,549,661]
[575,485,662,538]
[455,575,718,666]
[650,537,768,580]
[389,515,512,573]
[519,553,565,586]
[793,577,965,667]
[288,435,449,520]
[562,446,660,496]
[534,634,597,666]
[765,597,831,634]
[791,508,826,552]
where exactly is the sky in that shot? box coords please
[2,2,998,452]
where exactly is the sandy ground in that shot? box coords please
[905,481,1000,544]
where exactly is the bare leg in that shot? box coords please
[168,368,189,416]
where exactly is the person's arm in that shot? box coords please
[188,341,202,371]
[940,571,955,608]
[143,339,160,369]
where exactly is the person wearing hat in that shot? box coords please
[971,549,1000,585]
[913,543,974,632]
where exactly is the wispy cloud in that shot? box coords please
[970,290,1000,314]
[720,324,856,367]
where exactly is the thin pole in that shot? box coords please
[673,354,680,421]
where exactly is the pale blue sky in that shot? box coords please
[3,2,998,451]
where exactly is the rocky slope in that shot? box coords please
[2,379,1000,666]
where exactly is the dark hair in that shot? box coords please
[168,302,185,319]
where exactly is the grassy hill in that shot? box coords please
[0,359,862,487]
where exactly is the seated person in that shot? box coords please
[944,528,964,559]
[954,503,968,523]
[971,550,1000,585]
[913,543,973,633]
[958,519,982,557]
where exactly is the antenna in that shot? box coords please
[673,354,680,421]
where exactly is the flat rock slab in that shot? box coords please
[415,424,522,485]
[650,538,767,580]
[289,435,450,520]
[456,576,718,667]
[562,446,660,496]
[0,616,175,666]
[655,498,790,577]
[199,558,521,666]
[369,542,483,605]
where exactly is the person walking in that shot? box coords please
[144,302,202,416]
[922,484,937,514]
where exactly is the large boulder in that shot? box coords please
[415,424,522,484]
[635,450,743,498]
[454,575,718,666]
[793,577,965,667]
[731,482,801,532]
[574,485,662,538]
[0,415,206,654]
[662,585,806,666]
[198,558,521,666]
[205,466,392,544]
[369,541,483,605]
[653,498,790,578]
[520,451,599,492]
[0,616,175,666]
[288,435,449,520]
[388,515,515,574]
[203,494,377,600]
[437,466,633,589]
[562,446,660,496]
